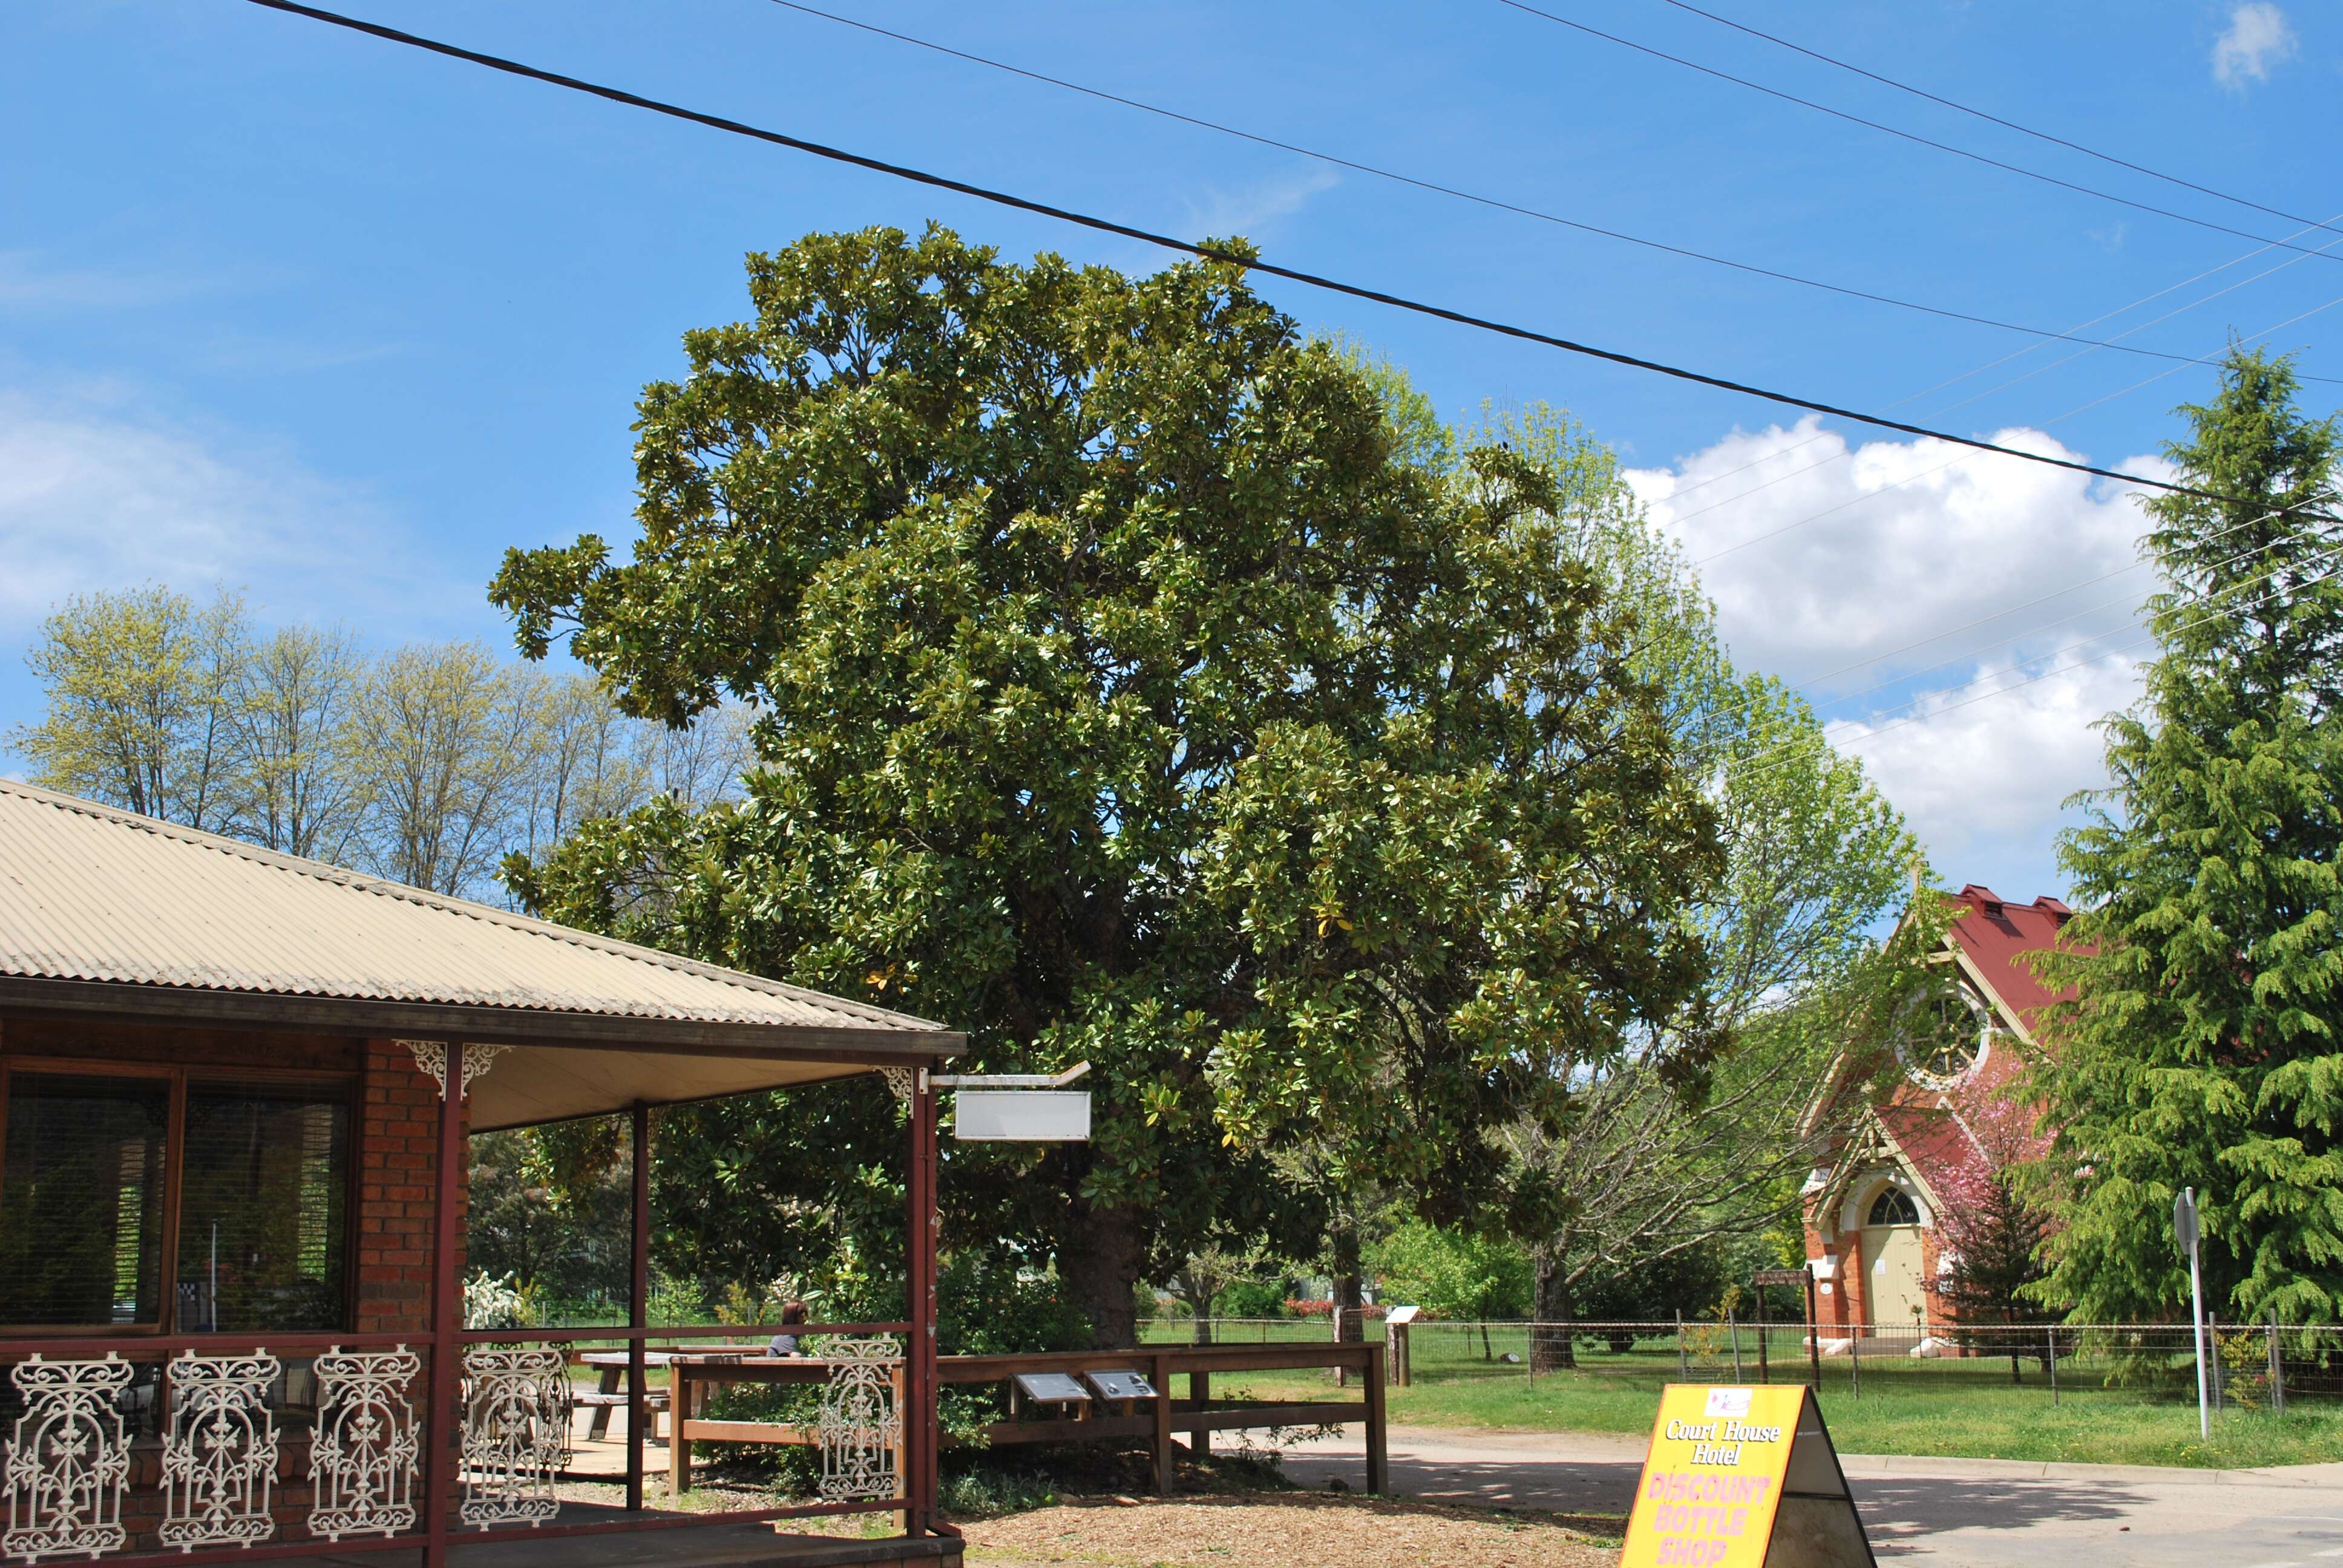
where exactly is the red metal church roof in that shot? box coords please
[1945,884,2075,1030]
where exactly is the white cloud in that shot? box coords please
[1627,417,2166,691]
[1824,652,2141,880]
[1180,167,1341,240]
[1627,419,2177,896]
[2212,3,2296,90]
[0,387,465,639]
[0,251,277,314]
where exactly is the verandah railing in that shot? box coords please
[0,1319,913,1568]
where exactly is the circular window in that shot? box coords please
[1895,983,1991,1088]
[1867,1187,1920,1226]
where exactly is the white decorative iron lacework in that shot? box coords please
[397,1040,511,1100]
[879,1067,916,1105]
[815,1338,902,1503]
[4,1354,134,1562]
[159,1353,280,1553]
[309,1347,421,1542]
[458,1348,568,1529]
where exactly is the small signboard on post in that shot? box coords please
[1620,1383,1874,1567]
[952,1090,1092,1142]
[938,1062,1093,1142]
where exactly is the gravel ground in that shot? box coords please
[958,1492,1619,1568]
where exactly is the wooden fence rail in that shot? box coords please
[664,1342,1386,1498]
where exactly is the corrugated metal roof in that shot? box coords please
[0,779,948,1042]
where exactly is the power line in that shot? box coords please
[1732,543,2343,783]
[1682,281,2343,572]
[1898,211,2343,410]
[1493,0,2343,266]
[1799,506,2341,718]
[1648,0,2343,240]
[744,0,2305,379]
[234,0,2287,510]
[1654,209,2343,517]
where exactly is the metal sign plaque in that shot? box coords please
[1012,1373,1090,1404]
[1083,1370,1156,1402]
[954,1090,1092,1142]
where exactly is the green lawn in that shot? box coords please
[1155,1325,2343,1470]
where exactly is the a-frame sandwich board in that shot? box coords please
[1618,1383,1875,1568]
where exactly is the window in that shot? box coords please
[0,1068,352,1333]
[0,1075,170,1327]
[177,1084,350,1332]
[1895,983,1991,1088]
[1867,1187,1920,1227]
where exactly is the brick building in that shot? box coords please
[0,779,961,1568]
[1800,885,2073,1339]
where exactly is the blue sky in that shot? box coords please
[4,0,2339,900]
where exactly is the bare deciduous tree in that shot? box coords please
[229,622,365,861]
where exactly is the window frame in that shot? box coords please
[0,1056,362,1339]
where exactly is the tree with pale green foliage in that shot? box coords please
[491,225,1723,1347]
[1372,1221,1530,1359]
[2031,345,2343,1325]
[15,584,247,830]
[1423,405,1918,1362]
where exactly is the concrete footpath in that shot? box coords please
[1275,1425,2343,1566]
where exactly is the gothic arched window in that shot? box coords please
[1867,1187,1920,1227]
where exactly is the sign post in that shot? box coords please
[2175,1187,2208,1440]
[1620,1383,1874,1567]
[1752,1269,1812,1388]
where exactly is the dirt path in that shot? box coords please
[959,1492,1617,1568]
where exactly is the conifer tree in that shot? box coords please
[2033,346,2343,1324]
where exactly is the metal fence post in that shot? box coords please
[2047,1326,2058,1407]
[2269,1310,2285,1416]
[1728,1310,1743,1382]
[1849,1322,1861,1399]
[1804,1270,1823,1394]
[1676,1312,1688,1380]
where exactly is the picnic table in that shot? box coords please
[578,1350,860,1494]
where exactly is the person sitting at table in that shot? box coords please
[767,1299,809,1357]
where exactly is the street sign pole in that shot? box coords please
[2175,1187,2208,1440]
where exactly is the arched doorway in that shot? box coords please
[1858,1184,1925,1334]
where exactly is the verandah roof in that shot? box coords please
[0,780,959,1127]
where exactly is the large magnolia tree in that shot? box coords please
[492,226,1721,1345]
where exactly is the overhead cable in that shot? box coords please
[1648,0,2342,240]
[1494,0,2343,265]
[234,0,2298,510]
[1731,542,2343,782]
[749,0,2307,377]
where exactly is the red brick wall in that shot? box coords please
[0,1022,473,1552]
[356,1039,467,1334]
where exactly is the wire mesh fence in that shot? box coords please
[1141,1315,2343,1406]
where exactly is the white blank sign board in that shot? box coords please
[1383,1305,1420,1325]
[954,1089,1092,1142]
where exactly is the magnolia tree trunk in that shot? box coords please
[1062,1201,1145,1349]
[1332,1228,1365,1344]
[1533,1248,1578,1370]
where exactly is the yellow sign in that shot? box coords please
[1620,1384,1873,1568]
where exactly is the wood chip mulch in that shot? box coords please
[958,1492,1620,1568]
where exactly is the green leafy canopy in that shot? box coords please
[491,225,1722,1344]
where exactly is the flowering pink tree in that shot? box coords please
[1934,1092,2058,1380]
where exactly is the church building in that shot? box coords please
[1800,885,2073,1339]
